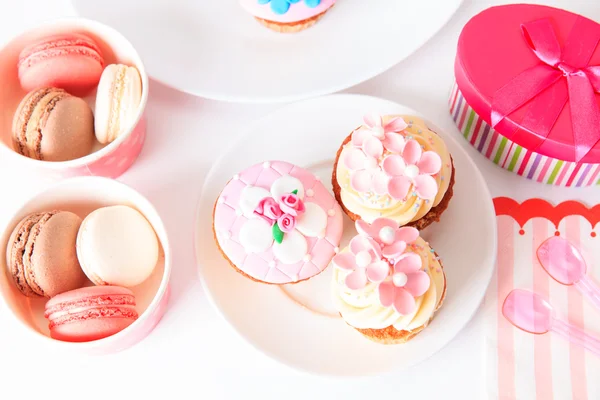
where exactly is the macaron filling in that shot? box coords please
[47,307,138,329]
[44,294,136,317]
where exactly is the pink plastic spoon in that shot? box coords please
[503,289,600,357]
[537,236,600,311]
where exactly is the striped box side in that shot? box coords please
[449,83,600,187]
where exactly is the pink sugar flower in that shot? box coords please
[382,139,442,200]
[332,235,389,290]
[343,147,389,195]
[378,252,431,315]
[355,218,419,259]
[351,114,409,153]
[343,115,413,195]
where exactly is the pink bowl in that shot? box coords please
[0,177,170,354]
[0,18,149,179]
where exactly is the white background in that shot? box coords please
[0,0,599,399]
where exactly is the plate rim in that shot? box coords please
[194,93,498,376]
[70,0,465,103]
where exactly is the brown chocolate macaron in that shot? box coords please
[12,87,95,162]
[6,211,87,298]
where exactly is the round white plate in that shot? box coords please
[70,0,463,103]
[195,94,496,376]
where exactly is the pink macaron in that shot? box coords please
[18,33,104,96]
[44,285,139,342]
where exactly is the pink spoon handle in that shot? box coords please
[575,276,600,311]
[552,319,600,358]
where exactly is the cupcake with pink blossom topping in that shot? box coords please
[331,218,446,344]
[332,114,454,230]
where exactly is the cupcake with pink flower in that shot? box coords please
[332,114,454,230]
[331,218,446,344]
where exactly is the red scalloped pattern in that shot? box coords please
[493,198,600,230]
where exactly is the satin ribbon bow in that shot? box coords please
[491,17,600,162]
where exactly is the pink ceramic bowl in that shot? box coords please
[0,177,170,354]
[0,18,149,179]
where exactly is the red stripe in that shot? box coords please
[565,163,583,187]
[470,116,484,145]
[449,85,459,112]
[533,219,553,400]
[458,103,469,129]
[486,131,500,159]
[517,150,533,176]
[554,163,570,186]
[501,143,515,168]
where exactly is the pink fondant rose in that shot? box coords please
[254,197,283,225]
[277,214,296,233]
[279,193,305,216]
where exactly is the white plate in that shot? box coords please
[70,0,464,103]
[195,94,496,376]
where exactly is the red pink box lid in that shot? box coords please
[455,4,600,164]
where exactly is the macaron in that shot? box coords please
[6,211,87,298]
[12,87,95,161]
[94,64,142,144]
[18,33,104,96]
[77,205,159,287]
[44,285,138,342]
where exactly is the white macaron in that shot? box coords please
[94,64,142,144]
[77,205,159,287]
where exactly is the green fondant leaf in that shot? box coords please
[291,189,298,195]
[272,223,284,244]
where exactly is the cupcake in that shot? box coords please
[240,0,336,33]
[332,114,454,230]
[213,160,343,284]
[331,218,446,344]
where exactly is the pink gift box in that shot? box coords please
[450,4,600,187]
[0,177,171,354]
[0,18,149,180]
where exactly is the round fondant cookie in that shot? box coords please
[331,218,447,344]
[213,160,343,284]
[332,114,455,230]
[239,0,336,33]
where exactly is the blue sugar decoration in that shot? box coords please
[259,0,320,14]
